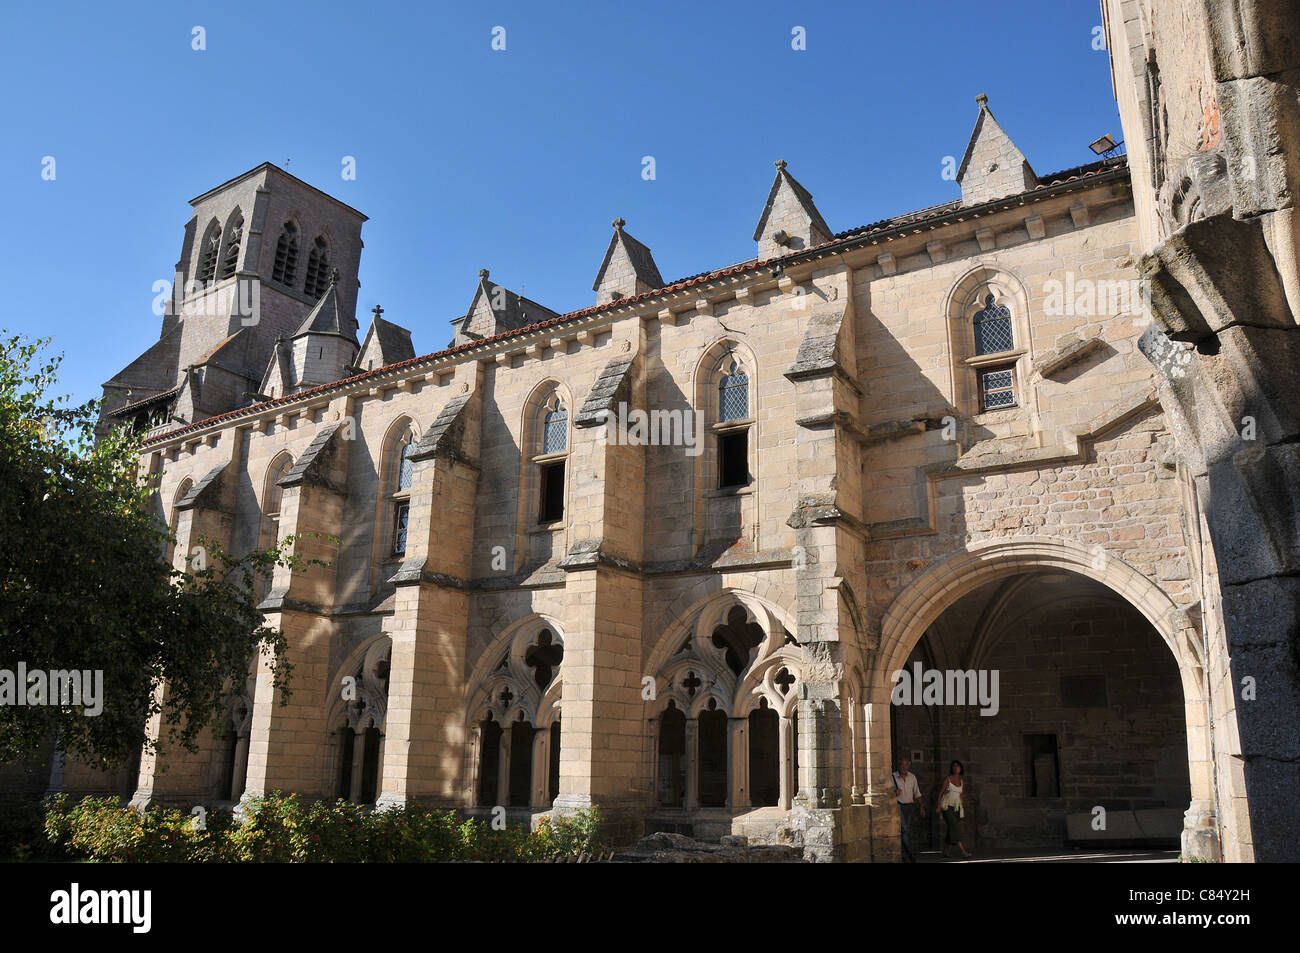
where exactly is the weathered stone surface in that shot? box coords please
[613,832,805,863]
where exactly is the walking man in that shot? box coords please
[893,758,925,862]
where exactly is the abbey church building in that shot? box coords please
[51,38,1297,861]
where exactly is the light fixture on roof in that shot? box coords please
[1089,134,1124,158]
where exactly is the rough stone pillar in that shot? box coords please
[376,384,480,810]
[530,728,550,810]
[1105,0,1300,863]
[243,414,348,802]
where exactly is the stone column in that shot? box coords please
[729,718,750,810]
[779,714,795,811]
[348,729,365,803]
[530,727,551,811]
[684,720,700,811]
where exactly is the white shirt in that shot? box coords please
[893,771,922,804]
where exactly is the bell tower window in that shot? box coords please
[272,222,299,285]
[196,221,221,286]
[218,213,243,280]
[304,236,331,299]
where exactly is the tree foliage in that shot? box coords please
[0,334,303,769]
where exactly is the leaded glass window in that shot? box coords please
[398,439,416,491]
[543,399,567,454]
[719,361,749,422]
[393,503,410,556]
[973,292,1014,355]
[980,367,1016,410]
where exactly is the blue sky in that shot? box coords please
[1,0,1122,406]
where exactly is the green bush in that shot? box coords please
[0,795,67,861]
[39,792,604,863]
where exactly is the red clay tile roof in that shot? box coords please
[143,156,1129,447]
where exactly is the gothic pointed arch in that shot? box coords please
[271,220,300,286]
[304,234,331,299]
[257,451,293,600]
[326,635,393,803]
[518,379,573,535]
[942,265,1034,419]
[373,415,421,582]
[217,208,244,280]
[465,614,566,811]
[195,218,222,286]
[645,589,803,811]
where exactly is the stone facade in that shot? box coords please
[45,46,1298,862]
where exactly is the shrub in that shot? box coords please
[0,795,66,861]
[39,792,604,863]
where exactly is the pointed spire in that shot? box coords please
[753,160,832,258]
[359,306,415,370]
[956,93,1038,206]
[293,269,357,343]
[453,269,560,344]
[592,217,664,302]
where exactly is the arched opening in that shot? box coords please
[272,222,299,285]
[698,700,728,808]
[508,717,534,807]
[258,452,293,601]
[218,211,243,280]
[886,566,1193,853]
[336,727,355,800]
[360,725,382,804]
[658,701,686,808]
[477,714,502,807]
[748,698,779,807]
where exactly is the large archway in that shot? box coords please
[868,538,1215,858]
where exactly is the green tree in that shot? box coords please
[0,334,303,770]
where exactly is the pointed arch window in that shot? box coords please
[272,222,299,285]
[390,431,417,557]
[304,236,330,298]
[973,292,1014,355]
[719,361,749,422]
[971,291,1018,411]
[535,394,568,524]
[196,221,221,286]
[218,214,243,280]
[543,398,568,454]
[713,358,752,489]
[167,478,193,567]
[258,454,294,600]
[334,643,390,804]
